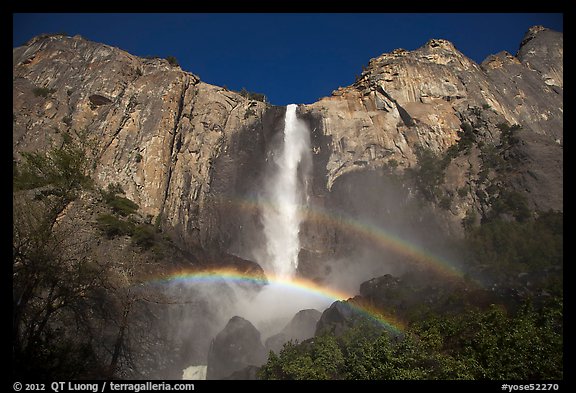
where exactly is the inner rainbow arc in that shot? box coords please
[146,267,406,335]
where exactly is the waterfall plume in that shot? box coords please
[260,104,311,279]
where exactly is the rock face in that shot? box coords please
[303,28,562,187]
[206,316,267,380]
[13,34,271,254]
[314,300,389,337]
[265,309,322,353]
[13,27,562,275]
[294,27,563,275]
[302,26,561,211]
[12,26,563,380]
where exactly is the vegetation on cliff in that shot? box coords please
[13,134,187,378]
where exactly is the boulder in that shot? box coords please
[265,309,322,353]
[206,316,267,380]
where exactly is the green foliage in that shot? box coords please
[107,195,139,216]
[497,123,522,147]
[488,189,531,222]
[96,214,135,238]
[244,108,256,119]
[412,301,563,379]
[106,182,125,195]
[259,335,345,380]
[96,183,158,249]
[462,209,478,230]
[387,159,399,169]
[154,213,163,232]
[456,122,477,152]
[14,133,93,202]
[131,224,156,249]
[464,211,562,290]
[101,183,139,216]
[165,56,180,67]
[258,299,563,380]
[33,86,56,98]
[95,214,156,249]
[439,194,452,210]
[445,121,479,160]
[238,87,267,103]
[457,186,468,198]
[409,147,448,202]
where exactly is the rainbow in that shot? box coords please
[146,267,405,335]
[216,196,465,280]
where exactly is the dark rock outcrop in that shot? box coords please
[206,316,267,380]
[315,300,389,337]
[265,309,322,353]
[223,365,260,380]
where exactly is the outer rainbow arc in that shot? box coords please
[216,196,465,281]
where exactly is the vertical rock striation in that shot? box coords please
[13,26,562,261]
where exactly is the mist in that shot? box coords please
[161,105,464,380]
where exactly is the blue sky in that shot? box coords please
[13,13,563,106]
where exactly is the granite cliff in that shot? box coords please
[13,26,562,264]
[12,26,563,378]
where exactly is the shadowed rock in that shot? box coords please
[265,309,322,353]
[206,316,267,380]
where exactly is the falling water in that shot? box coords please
[260,104,311,279]
[178,106,317,379]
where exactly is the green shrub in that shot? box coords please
[409,147,447,202]
[165,56,179,67]
[439,194,452,210]
[101,183,139,216]
[487,189,531,222]
[244,108,256,119]
[465,211,562,288]
[106,195,139,216]
[96,214,135,238]
[238,87,267,103]
[457,186,468,198]
[106,182,125,195]
[132,224,156,249]
[13,134,92,199]
[497,123,522,147]
[33,87,56,98]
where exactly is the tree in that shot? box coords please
[13,195,106,378]
[257,300,563,380]
[165,56,180,67]
[14,131,93,226]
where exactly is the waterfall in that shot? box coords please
[260,104,311,279]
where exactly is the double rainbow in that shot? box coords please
[146,267,405,335]
[142,195,469,337]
